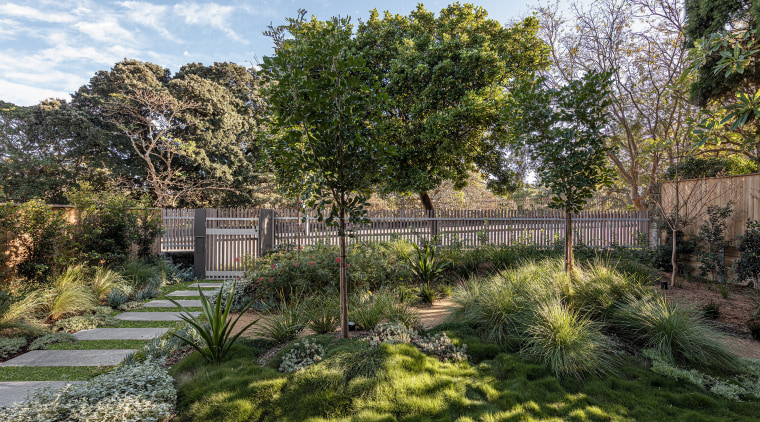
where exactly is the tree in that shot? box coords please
[355,4,549,213]
[535,0,697,210]
[0,99,111,203]
[261,12,390,338]
[71,59,275,207]
[512,71,614,273]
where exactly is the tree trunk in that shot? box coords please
[419,192,438,239]
[339,207,349,339]
[670,227,678,287]
[565,210,574,273]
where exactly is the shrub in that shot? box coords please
[417,283,437,304]
[0,290,44,334]
[701,301,721,320]
[119,259,158,291]
[521,301,618,379]
[155,258,193,285]
[407,240,450,285]
[255,296,306,344]
[0,358,175,422]
[123,324,201,366]
[570,261,651,320]
[170,282,259,363]
[737,219,760,289]
[68,184,162,266]
[303,294,340,334]
[613,295,741,372]
[695,202,733,283]
[240,241,411,304]
[42,265,98,321]
[414,332,468,362]
[279,339,325,373]
[1,199,69,284]
[349,289,395,331]
[368,322,418,346]
[28,332,76,350]
[91,267,130,302]
[107,290,130,308]
[747,320,760,341]
[0,337,26,359]
[54,312,119,332]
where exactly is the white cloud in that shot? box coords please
[75,17,135,43]
[174,2,245,43]
[0,3,76,23]
[119,1,181,42]
[0,79,71,106]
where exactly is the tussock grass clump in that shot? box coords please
[614,295,741,372]
[43,265,97,321]
[255,297,306,344]
[570,261,652,320]
[522,301,617,379]
[350,289,417,331]
[91,267,130,301]
[304,294,340,334]
[0,290,44,334]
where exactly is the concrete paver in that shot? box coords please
[188,282,224,288]
[72,328,169,340]
[0,381,85,407]
[115,311,200,321]
[0,349,137,367]
[144,299,202,308]
[166,289,218,297]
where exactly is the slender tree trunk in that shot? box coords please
[671,227,678,287]
[565,210,574,273]
[419,192,437,239]
[339,206,349,339]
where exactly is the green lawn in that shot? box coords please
[0,366,108,381]
[45,339,148,350]
[170,331,760,422]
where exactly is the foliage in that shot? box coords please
[522,300,618,379]
[355,4,549,203]
[645,349,760,401]
[413,331,468,362]
[106,289,130,308]
[170,282,258,363]
[0,290,44,334]
[416,283,438,305]
[68,184,162,265]
[262,11,392,337]
[254,296,305,344]
[1,200,69,283]
[747,320,760,341]
[278,339,325,373]
[663,156,758,180]
[42,265,98,321]
[368,322,418,346]
[0,337,26,359]
[303,294,340,335]
[511,71,614,271]
[0,358,175,421]
[701,301,721,320]
[172,335,760,422]
[90,267,130,302]
[348,289,415,331]
[123,324,202,366]
[28,333,76,350]
[53,313,119,332]
[613,295,741,372]
[569,260,652,320]
[407,240,450,286]
[240,242,411,305]
[695,202,734,282]
[737,219,760,289]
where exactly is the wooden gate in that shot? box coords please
[205,209,259,280]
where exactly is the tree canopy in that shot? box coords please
[355,3,549,210]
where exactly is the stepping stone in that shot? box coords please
[0,350,136,367]
[145,299,202,308]
[115,311,201,321]
[0,381,85,407]
[188,282,224,288]
[73,328,169,341]
[166,289,218,297]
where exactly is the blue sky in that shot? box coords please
[0,0,536,106]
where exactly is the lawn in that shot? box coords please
[171,331,760,421]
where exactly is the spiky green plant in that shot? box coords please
[170,282,258,363]
[44,265,97,321]
[304,294,340,334]
[613,295,741,372]
[255,295,306,344]
[349,289,394,331]
[570,261,651,320]
[522,300,618,379]
[407,240,450,285]
[91,267,130,301]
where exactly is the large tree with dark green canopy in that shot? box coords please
[71,59,276,207]
[354,3,549,212]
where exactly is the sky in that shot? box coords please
[0,0,536,106]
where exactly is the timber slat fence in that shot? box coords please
[162,208,649,253]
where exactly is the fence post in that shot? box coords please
[259,209,275,256]
[193,209,206,279]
